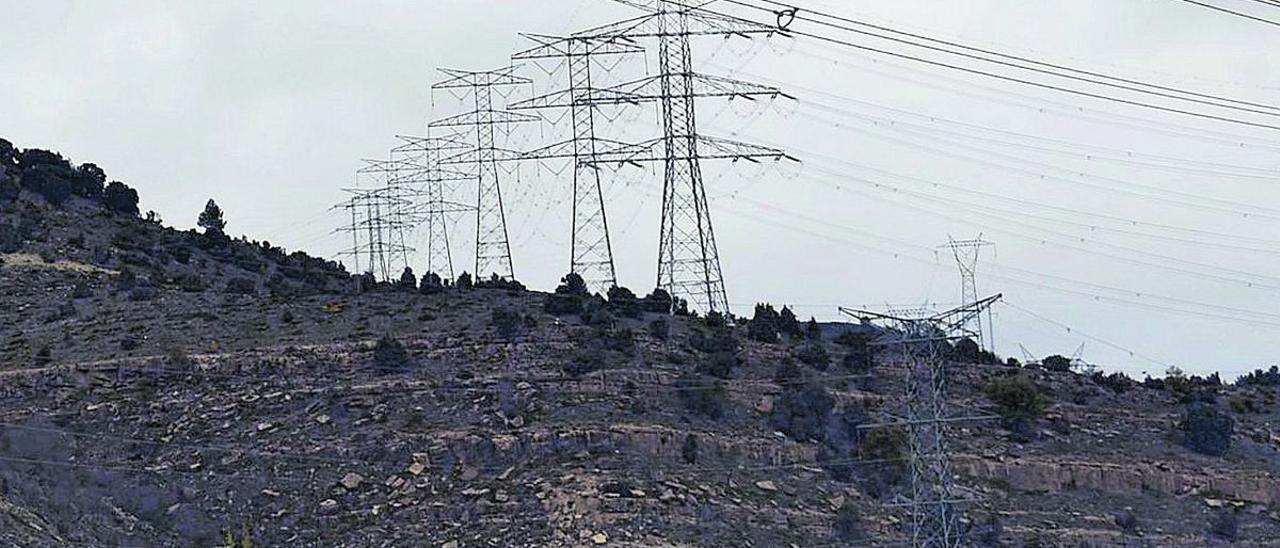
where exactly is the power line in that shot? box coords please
[1173,0,1280,27]
[742,0,1280,113]
[667,0,1280,130]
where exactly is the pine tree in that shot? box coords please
[198,199,227,236]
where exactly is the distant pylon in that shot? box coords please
[510,34,644,292]
[390,134,474,281]
[842,294,1002,548]
[430,67,539,280]
[334,163,415,283]
[574,0,794,313]
[940,235,995,350]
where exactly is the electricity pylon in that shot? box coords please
[430,67,539,280]
[573,0,794,314]
[842,294,1002,548]
[390,134,475,281]
[334,162,416,283]
[509,34,645,292]
[940,235,995,350]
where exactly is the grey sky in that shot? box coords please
[3,0,1278,378]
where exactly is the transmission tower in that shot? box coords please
[509,34,645,292]
[842,295,1002,548]
[573,0,794,314]
[430,67,539,280]
[940,235,995,350]
[334,163,416,283]
[390,134,475,281]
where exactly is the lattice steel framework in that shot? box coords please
[390,134,474,280]
[573,0,794,313]
[940,235,995,350]
[842,295,1002,548]
[510,34,645,292]
[431,67,538,280]
[334,162,417,283]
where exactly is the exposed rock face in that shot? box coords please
[957,456,1280,504]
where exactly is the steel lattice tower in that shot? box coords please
[334,166,416,283]
[940,235,995,350]
[510,34,645,291]
[842,295,1002,548]
[430,67,538,280]
[390,134,474,280]
[574,0,794,313]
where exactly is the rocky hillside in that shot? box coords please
[1,141,1278,547]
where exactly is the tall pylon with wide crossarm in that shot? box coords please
[572,0,795,314]
[430,67,539,280]
[509,34,645,292]
[389,134,474,281]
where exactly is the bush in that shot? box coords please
[455,271,473,290]
[1090,371,1135,394]
[1115,511,1138,533]
[986,374,1047,441]
[641,288,674,314]
[676,372,726,419]
[1041,354,1072,373]
[841,334,875,372]
[771,382,834,442]
[1180,402,1232,457]
[1236,365,1280,387]
[832,504,865,542]
[697,351,738,379]
[225,277,255,295]
[491,308,530,339]
[681,434,699,464]
[398,267,417,291]
[419,272,444,295]
[795,343,830,369]
[606,285,640,318]
[1207,512,1238,541]
[475,273,525,291]
[564,349,605,378]
[545,273,590,315]
[34,345,52,367]
[858,426,908,495]
[103,181,140,216]
[647,318,670,340]
[372,335,410,371]
[747,303,781,344]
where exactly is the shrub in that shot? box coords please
[475,273,525,291]
[1090,371,1135,394]
[986,374,1047,441]
[579,295,615,327]
[1207,512,1238,541]
[747,303,781,344]
[372,335,410,371]
[832,503,865,542]
[681,434,699,464]
[779,306,801,337]
[23,165,74,206]
[419,272,444,295]
[103,181,140,216]
[676,372,726,419]
[34,345,52,367]
[1180,402,1232,457]
[564,349,605,378]
[697,351,738,379]
[771,382,834,442]
[225,277,255,295]
[647,318,670,340]
[641,288,673,314]
[455,271,473,290]
[545,273,589,315]
[1041,354,1072,373]
[491,308,530,339]
[805,318,822,340]
[841,334,875,372]
[606,285,640,317]
[165,345,192,369]
[858,426,908,495]
[795,343,830,369]
[1115,511,1138,533]
[1236,365,1280,387]
[398,267,417,291]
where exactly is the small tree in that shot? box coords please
[455,271,473,290]
[747,303,781,344]
[1180,402,1232,457]
[398,267,417,291]
[1041,354,1072,373]
[676,372,726,419]
[198,199,227,236]
[771,382,834,442]
[681,434,699,464]
[986,374,1047,441]
[832,504,865,543]
[103,181,140,216]
[373,335,410,371]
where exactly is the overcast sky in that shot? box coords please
[3,0,1279,378]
